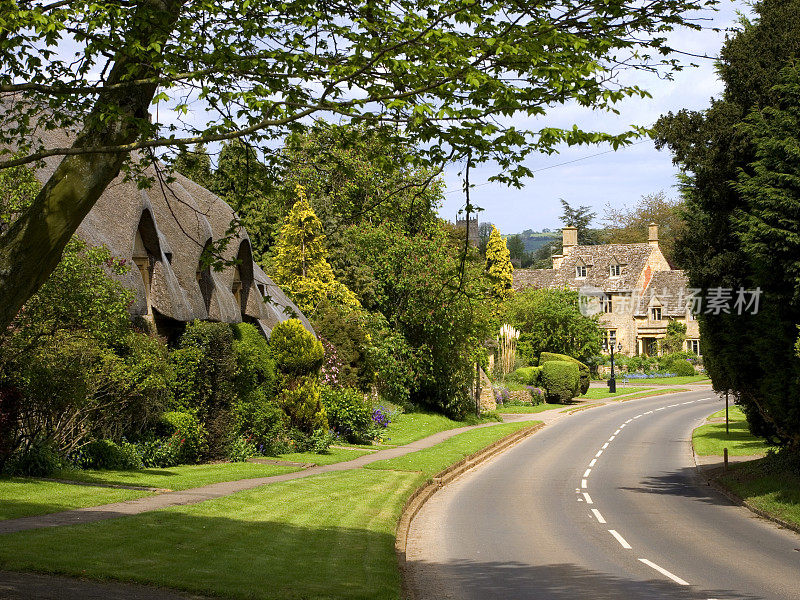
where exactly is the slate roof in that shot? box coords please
[10,123,312,336]
[634,270,692,317]
[514,243,653,293]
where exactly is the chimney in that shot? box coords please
[562,227,578,253]
[648,223,659,248]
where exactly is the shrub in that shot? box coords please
[232,399,289,455]
[540,361,580,403]
[5,439,62,476]
[526,386,546,405]
[75,439,143,470]
[311,300,372,389]
[276,376,328,433]
[226,435,258,462]
[270,319,324,375]
[659,356,696,376]
[508,366,541,386]
[540,352,590,395]
[135,434,185,468]
[231,322,277,402]
[309,428,334,453]
[320,386,374,443]
[160,411,207,464]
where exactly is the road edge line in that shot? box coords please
[395,421,545,600]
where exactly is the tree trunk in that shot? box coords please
[0,0,184,331]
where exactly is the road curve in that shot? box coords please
[406,390,800,600]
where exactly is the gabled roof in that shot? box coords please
[514,243,653,293]
[635,270,692,317]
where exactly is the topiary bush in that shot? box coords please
[277,376,328,433]
[540,360,580,403]
[231,322,277,402]
[507,366,541,386]
[270,319,324,375]
[540,352,590,395]
[320,385,374,443]
[659,355,696,376]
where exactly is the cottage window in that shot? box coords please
[651,307,662,320]
[602,295,613,313]
[609,263,621,277]
[687,339,701,356]
[604,329,617,348]
[576,265,587,278]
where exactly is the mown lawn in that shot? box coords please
[497,403,567,414]
[378,411,496,446]
[716,457,800,528]
[0,478,151,521]
[50,461,302,491]
[693,405,771,456]
[366,421,536,476]
[0,421,538,600]
[265,447,372,466]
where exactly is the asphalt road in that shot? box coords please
[406,390,800,600]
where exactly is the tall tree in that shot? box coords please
[272,186,359,315]
[485,225,513,300]
[603,191,686,265]
[559,199,603,245]
[0,0,716,331]
[654,0,800,450]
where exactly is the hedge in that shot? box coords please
[508,366,542,386]
[540,352,590,395]
[540,360,580,403]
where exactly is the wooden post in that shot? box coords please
[725,391,729,436]
[724,447,728,471]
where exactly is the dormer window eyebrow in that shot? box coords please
[576,263,587,278]
[609,263,621,277]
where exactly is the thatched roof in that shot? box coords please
[17,126,312,336]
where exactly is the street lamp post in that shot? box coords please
[604,338,623,393]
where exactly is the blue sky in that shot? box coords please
[438,0,748,234]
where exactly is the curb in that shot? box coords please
[395,422,544,600]
[691,430,800,537]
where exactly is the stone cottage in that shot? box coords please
[513,225,700,356]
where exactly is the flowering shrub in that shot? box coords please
[320,385,373,443]
[371,405,392,428]
[526,386,546,405]
[320,337,343,387]
[493,387,511,405]
[136,433,186,468]
[226,435,258,462]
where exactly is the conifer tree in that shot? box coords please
[485,225,514,300]
[272,185,359,314]
[172,144,213,189]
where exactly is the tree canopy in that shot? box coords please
[485,225,513,300]
[0,0,716,331]
[654,0,800,450]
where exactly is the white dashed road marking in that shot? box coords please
[638,559,690,586]
[595,450,603,458]
[609,530,632,549]
[581,479,588,488]
[589,458,597,467]
[583,468,591,478]
[591,509,606,523]
[582,492,593,504]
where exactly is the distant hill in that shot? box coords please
[503,229,560,253]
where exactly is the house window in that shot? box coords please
[688,339,701,356]
[609,263,621,277]
[650,307,662,320]
[604,329,617,348]
[602,295,613,313]
[576,265,587,278]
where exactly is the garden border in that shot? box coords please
[691,430,800,537]
[394,422,544,600]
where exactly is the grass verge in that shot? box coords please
[581,387,650,400]
[378,410,496,446]
[693,405,770,456]
[714,457,800,528]
[0,421,539,599]
[497,403,568,414]
[620,375,709,386]
[0,478,151,521]
[49,462,302,491]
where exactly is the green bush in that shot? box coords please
[659,355,696,376]
[232,322,277,401]
[226,435,258,462]
[5,439,62,476]
[233,398,289,454]
[507,366,541,386]
[135,434,186,468]
[540,352,590,395]
[270,319,324,375]
[320,386,374,443]
[540,360,580,403]
[277,376,328,433]
[76,439,143,470]
[160,411,207,464]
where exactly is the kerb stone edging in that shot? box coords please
[395,422,544,600]
[691,429,800,537]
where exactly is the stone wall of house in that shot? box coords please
[479,368,497,412]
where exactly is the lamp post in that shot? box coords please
[604,338,623,393]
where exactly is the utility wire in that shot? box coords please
[445,139,650,195]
